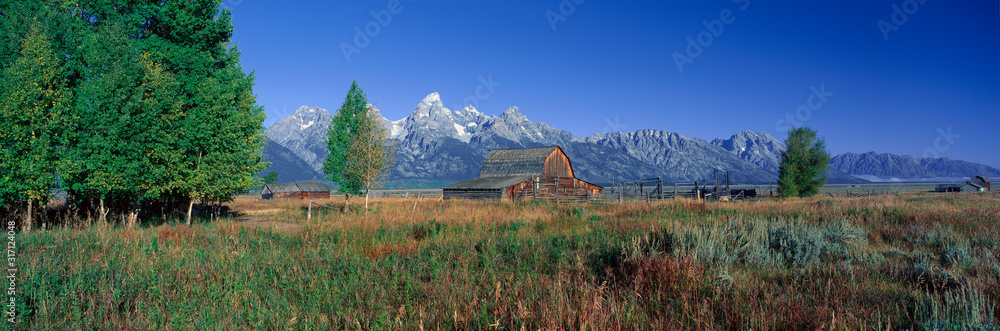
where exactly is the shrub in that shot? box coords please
[768,223,828,267]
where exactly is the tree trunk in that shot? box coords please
[99,198,108,223]
[186,200,195,226]
[343,195,350,214]
[127,204,140,229]
[365,189,370,210]
[23,200,32,232]
[40,201,47,230]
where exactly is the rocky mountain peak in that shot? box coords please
[499,106,527,121]
[412,92,449,119]
[710,130,785,172]
[287,106,329,130]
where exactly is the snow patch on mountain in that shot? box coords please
[299,120,315,130]
[453,123,471,143]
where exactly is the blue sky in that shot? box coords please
[226,0,1000,168]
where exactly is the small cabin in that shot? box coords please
[443,146,602,200]
[261,182,331,200]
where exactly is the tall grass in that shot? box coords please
[8,193,1000,329]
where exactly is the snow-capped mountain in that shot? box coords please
[263,93,788,184]
[261,92,997,186]
[264,106,332,172]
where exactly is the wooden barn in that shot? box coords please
[935,176,991,193]
[443,146,602,200]
[261,182,331,200]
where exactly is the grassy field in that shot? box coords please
[9,192,1000,329]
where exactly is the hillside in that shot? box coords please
[831,152,1000,181]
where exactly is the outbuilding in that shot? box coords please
[935,176,990,193]
[443,146,602,200]
[969,176,991,191]
[261,182,331,200]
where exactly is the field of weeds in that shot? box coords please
[10,193,1000,329]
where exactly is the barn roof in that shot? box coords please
[478,146,561,178]
[264,182,330,193]
[970,176,990,186]
[442,176,532,190]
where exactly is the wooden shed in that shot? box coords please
[261,182,331,200]
[970,176,990,191]
[443,146,602,200]
[935,176,991,193]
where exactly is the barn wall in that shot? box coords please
[507,177,602,199]
[269,192,329,200]
[306,192,331,200]
[542,149,574,178]
[444,189,503,200]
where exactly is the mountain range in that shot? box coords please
[259,93,999,186]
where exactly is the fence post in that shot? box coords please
[555,177,560,203]
[533,178,538,199]
[656,176,662,200]
[307,198,312,220]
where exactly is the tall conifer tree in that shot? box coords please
[324,81,368,211]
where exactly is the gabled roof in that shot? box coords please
[442,176,533,190]
[970,176,990,186]
[263,182,330,194]
[478,146,561,178]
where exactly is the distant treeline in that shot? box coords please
[0,0,265,228]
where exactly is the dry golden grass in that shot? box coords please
[12,191,1000,329]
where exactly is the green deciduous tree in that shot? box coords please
[63,24,182,227]
[778,127,831,198]
[1,0,266,226]
[347,109,396,210]
[0,23,70,231]
[263,171,279,185]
